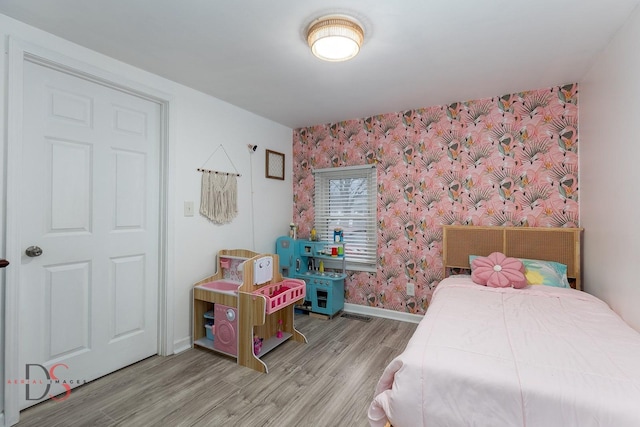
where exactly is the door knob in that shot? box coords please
[25,246,43,257]
[0,259,9,268]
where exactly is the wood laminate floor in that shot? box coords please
[17,313,418,427]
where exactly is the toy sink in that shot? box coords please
[197,280,242,294]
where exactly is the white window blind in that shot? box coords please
[314,164,377,272]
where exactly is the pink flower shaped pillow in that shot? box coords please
[471,252,527,289]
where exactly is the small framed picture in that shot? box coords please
[266,149,285,180]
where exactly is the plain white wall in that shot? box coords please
[580,5,640,331]
[172,92,294,349]
[0,12,294,417]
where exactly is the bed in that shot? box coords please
[368,225,640,427]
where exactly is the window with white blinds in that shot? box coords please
[313,164,377,272]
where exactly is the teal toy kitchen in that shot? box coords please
[275,236,345,317]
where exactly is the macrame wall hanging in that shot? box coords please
[197,144,241,224]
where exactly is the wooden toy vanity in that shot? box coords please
[192,249,307,373]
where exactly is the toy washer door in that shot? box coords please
[213,304,238,356]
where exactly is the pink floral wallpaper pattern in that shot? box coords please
[292,84,579,315]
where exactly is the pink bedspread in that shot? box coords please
[368,276,640,427]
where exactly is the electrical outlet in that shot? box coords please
[406,282,415,296]
[184,201,194,217]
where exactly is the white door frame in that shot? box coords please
[3,37,175,426]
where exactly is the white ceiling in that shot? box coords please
[1,1,638,129]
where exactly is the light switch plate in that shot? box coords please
[184,201,194,217]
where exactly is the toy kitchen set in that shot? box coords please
[275,231,345,317]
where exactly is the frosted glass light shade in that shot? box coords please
[307,16,364,62]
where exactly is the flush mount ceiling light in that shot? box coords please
[307,15,364,62]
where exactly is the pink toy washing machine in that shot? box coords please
[213,304,237,356]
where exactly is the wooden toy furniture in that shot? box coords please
[192,249,307,373]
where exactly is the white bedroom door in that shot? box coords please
[18,59,160,409]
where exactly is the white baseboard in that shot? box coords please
[343,303,423,324]
[172,337,192,354]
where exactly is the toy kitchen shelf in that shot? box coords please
[275,237,346,317]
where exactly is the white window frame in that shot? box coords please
[313,164,377,272]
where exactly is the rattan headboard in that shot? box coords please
[442,225,584,290]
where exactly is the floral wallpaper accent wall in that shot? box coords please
[292,84,579,315]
